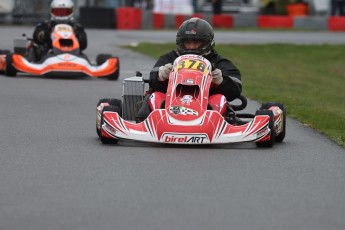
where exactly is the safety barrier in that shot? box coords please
[80,7,116,29]
[117,7,142,29]
[78,7,345,31]
[328,17,345,31]
[258,16,293,29]
[212,14,233,29]
[286,3,309,17]
[153,13,164,29]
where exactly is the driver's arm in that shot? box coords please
[74,24,87,51]
[149,51,178,93]
[210,57,242,102]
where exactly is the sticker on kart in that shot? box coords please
[175,55,209,75]
[161,133,209,144]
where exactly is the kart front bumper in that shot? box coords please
[99,109,272,145]
[10,54,118,78]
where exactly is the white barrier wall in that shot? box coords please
[312,0,329,13]
[153,0,193,14]
[0,0,14,13]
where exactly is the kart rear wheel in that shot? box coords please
[99,105,121,144]
[5,53,17,77]
[255,109,275,148]
[260,102,286,142]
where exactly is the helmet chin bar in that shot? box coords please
[51,16,74,23]
[177,42,212,57]
[180,49,203,56]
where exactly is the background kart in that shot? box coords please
[96,54,286,147]
[1,24,119,80]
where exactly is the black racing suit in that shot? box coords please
[32,20,87,61]
[136,49,242,121]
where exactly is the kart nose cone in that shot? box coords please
[57,54,77,61]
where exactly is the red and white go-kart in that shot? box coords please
[96,54,286,147]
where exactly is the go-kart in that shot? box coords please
[1,24,119,80]
[96,54,286,147]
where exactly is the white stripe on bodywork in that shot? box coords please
[18,55,113,73]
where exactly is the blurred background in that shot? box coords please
[0,0,333,25]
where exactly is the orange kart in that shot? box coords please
[1,24,119,80]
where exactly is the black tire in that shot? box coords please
[96,98,122,138]
[97,98,122,114]
[96,54,120,81]
[260,102,286,142]
[99,105,121,144]
[96,124,101,139]
[107,57,120,81]
[255,109,275,148]
[5,53,17,77]
[0,49,10,55]
[96,53,112,65]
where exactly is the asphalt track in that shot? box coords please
[0,26,345,230]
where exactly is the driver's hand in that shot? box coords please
[158,63,173,81]
[211,68,223,85]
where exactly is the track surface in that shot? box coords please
[0,27,344,230]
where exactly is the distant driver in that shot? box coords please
[32,0,87,61]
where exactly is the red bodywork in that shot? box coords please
[97,55,281,145]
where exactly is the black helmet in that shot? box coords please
[176,17,215,56]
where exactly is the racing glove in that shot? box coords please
[158,63,173,81]
[211,68,223,85]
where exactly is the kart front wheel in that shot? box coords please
[96,54,112,65]
[97,98,121,106]
[96,54,120,81]
[99,105,121,144]
[97,98,122,114]
[260,102,286,142]
[5,53,17,77]
[0,49,10,55]
[96,98,122,138]
[255,109,275,148]
[108,61,119,80]
[107,57,120,81]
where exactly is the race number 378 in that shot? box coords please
[176,59,208,75]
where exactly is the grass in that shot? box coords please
[123,43,345,148]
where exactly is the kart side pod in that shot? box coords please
[14,36,30,55]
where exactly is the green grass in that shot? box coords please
[123,43,345,148]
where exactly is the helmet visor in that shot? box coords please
[181,39,203,49]
[51,8,73,17]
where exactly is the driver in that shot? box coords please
[136,17,242,122]
[32,0,87,61]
